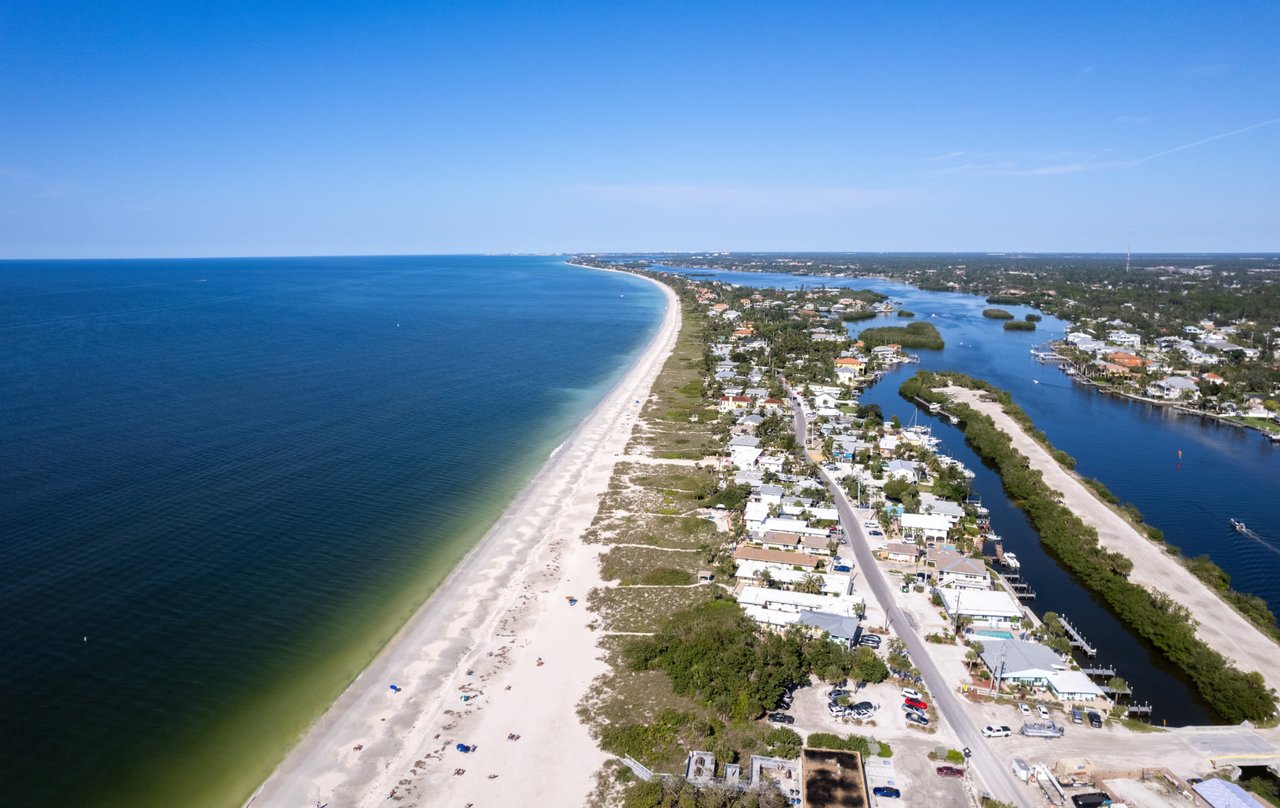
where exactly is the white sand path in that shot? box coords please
[248,270,679,808]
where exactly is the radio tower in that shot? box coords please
[1125,231,1132,272]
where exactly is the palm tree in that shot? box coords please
[798,573,824,595]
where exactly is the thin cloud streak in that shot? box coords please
[572,183,922,211]
[924,150,965,162]
[931,118,1280,178]
[1127,118,1280,166]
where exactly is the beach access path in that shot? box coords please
[249,271,679,808]
[942,384,1280,697]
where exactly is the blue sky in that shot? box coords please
[2,1,1277,256]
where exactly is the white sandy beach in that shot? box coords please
[248,270,679,808]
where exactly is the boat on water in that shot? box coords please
[1230,518,1247,533]
[1003,552,1021,571]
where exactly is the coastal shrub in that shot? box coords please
[1026,313,1042,322]
[1003,320,1035,331]
[763,727,802,758]
[983,308,1014,320]
[858,321,945,350]
[986,295,1025,305]
[641,567,697,586]
[626,600,884,721]
[600,708,701,763]
[805,733,874,756]
[897,310,915,318]
[897,370,1279,722]
[709,483,752,510]
[1050,449,1076,469]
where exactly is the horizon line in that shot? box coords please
[2,249,1279,262]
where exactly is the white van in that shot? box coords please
[1011,757,1032,782]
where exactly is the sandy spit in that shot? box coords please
[248,269,679,808]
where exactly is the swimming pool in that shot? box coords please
[976,629,1015,640]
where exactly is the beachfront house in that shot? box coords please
[939,588,1023,629]
[737,585,863,629]
[732,546,823,571]
[797,611,862,644]
[733,563,852,596]
[728,435,763,469]
[759,530,804,551]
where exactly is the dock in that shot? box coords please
[1124,702,1153,717]
[1081,665,1116,677]
[1058,615,1097,657]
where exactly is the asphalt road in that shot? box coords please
[786,387,1032,808]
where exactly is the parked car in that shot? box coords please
[828,688,850,701]
[904,711,930,726]
[859,634,882,648]
[833,564,851,573]
[1018,702,1032,717]
[852,701,875,712]
[903,697,928,712]
[900,688,924,701]
[768,712,795,725]
[1037,705,1051,720]
[981,725,1012,738]
[1071,707,1084,725]
[872,786,901,798]
[1087,710,1103,728]
[868,530,884,537]
[936,766,965,778]
[828,703,848,717]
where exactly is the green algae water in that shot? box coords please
[0,255,664,807]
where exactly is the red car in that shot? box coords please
[936,766,965,778]
[903,697,928,712]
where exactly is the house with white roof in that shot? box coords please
[728,435,763,469]
[900,512,953,544]
[884,459,921,482]
[754,516,829,540]
[737,586,863,629]
[939,588,1023,628]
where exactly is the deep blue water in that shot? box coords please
[662,266,1280,725]
[0,256,664,806]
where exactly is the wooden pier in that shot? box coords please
[1059,615,1097,657]
[1124,702,1153,717]
[1081,665,1116,677]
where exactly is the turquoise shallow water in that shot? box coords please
[0,255,663,806]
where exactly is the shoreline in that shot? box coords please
[248,266,680,806]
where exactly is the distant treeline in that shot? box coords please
[899,370,1278,723]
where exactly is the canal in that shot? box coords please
[662,266,1280,726]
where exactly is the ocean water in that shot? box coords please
[0,255,664,806]
[661,265,1280,724]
